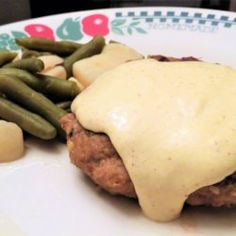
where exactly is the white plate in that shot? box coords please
[0,7,236,236]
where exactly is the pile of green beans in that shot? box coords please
[0,36,105,140]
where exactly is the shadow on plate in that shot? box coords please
[79,172,142,218]
[25,136,64,155]
[176,204,236,232]
[79,172,236,232]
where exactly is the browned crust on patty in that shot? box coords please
[61,113,236,207]
[61,113,136,198]
[149,55,199,62]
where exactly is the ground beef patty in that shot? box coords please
[61,113,236,207]
[61,55,236,207]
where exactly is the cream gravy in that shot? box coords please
[72,59,236,221]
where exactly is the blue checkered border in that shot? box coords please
[115,11,236,28]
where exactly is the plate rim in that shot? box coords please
[1,6,236,29]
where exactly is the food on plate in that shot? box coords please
[36,74,79,99]
[73,42,143,87]
[0,36,94,140]
[68,77,85,91]
[41,66,67,79]
[0,51,17,66]
[3,58,44,73]
[0,75,67,138]
[0,36,105,160]
[39,55,64,71]
[16,37,82,56]
[0,120,24,162]
[149,55,199,62]
[56,101,72,112]
[63,36,105,78]
[61,58,236,222]
[21,49,51,59]
[0,68,78,99]
[39,54,66,79]
[0,97,56,140]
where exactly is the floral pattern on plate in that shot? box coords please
[0,9,235,50]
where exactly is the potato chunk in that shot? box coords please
[73,43,143,87]
[39,55,64,71]
[0,120,24,162]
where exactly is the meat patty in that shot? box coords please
[61,113,236,207]
[61,55,236,207]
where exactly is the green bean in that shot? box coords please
[0,68,80,99]
[0,97,56,140]
[0,68,42,89]
[64,36,105,78]
[0,75,67,138]
[21,49,51,59]
[0,51,17,66]
[56,101,72,110]
[3,58,44,73]
[22,49,41,58]
[37,74,80,99]
[16,37,82,56]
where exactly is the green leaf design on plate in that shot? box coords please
[111,18,146,36]
[111,19,126,27]
[112,27,124,35]
[11,31,28,39]
[0,40,8,47]
[127,27,133,35]
[0,33,20,50]
[135,27,147,34]
[8,38,19,50]
[56,18,83,40]
[129,21,140,26]
[0,33,10,42]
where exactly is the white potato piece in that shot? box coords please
[0,120,24,162]
[41,66,67,80]
[13,51,22,61]
[39,55,64,71]
[73,43,143,87]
